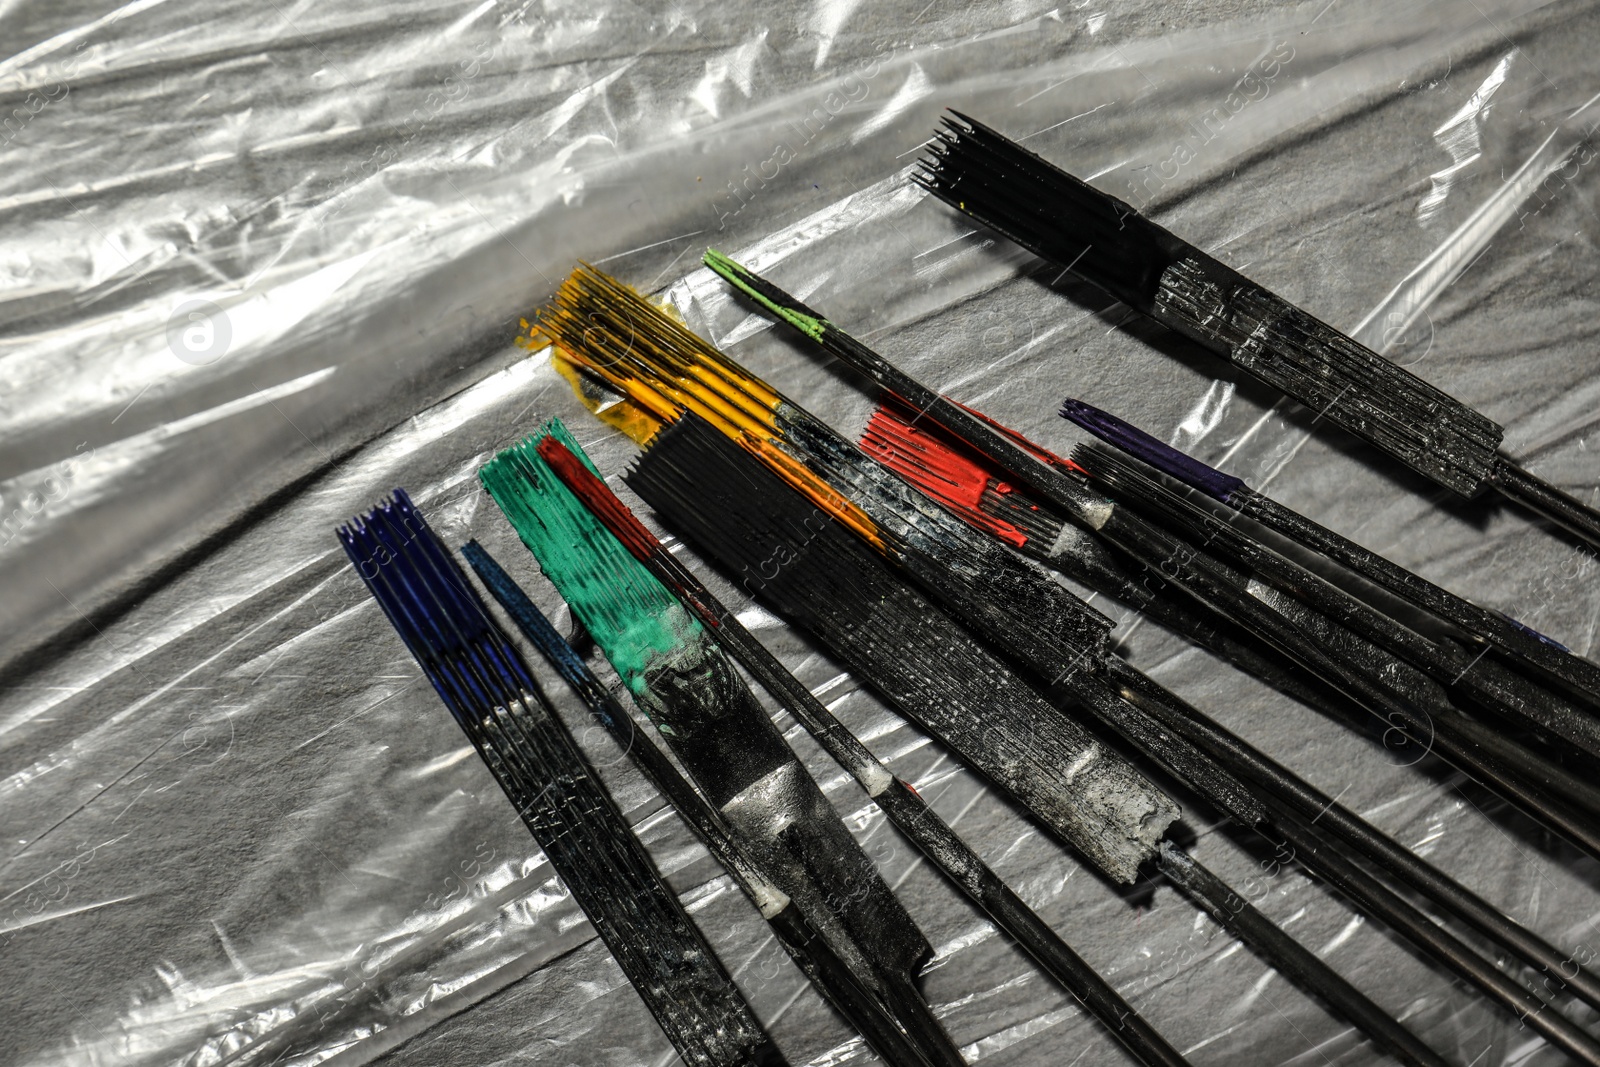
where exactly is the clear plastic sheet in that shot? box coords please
[5,0,1600,1064]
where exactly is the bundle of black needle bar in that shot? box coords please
[916,111,1600,549]
[336,491,786,1067]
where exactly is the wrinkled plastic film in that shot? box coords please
[6,1,1600,1065]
